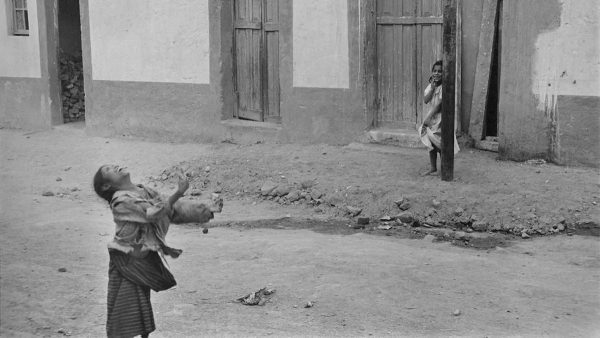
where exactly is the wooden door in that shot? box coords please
[375,0,442,128]
[234,0,280,122]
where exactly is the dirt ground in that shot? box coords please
[1,123,599,337]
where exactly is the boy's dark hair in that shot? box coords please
[93,166,116,203]
[431,60,443,71]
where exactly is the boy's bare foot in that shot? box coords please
[420,169,438,176]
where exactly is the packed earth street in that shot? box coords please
[1,124,598,337]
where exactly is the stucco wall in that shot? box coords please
[499,0,599,167]
[82,0,225,142]
[292,0,349,89]
[88,0,210,84]
[0,0,41,78]
[277,0,364,144]
[0,0,60,130]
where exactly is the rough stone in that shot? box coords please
[287,190,302,202]
[260,181,278,196]
[42,191,55,197]
[394,198,405,207]
[300,179,316,189]
[521,232,530,239]
[398,202,411,211]
[357,217,370,225]
[454,207,464,216]
[380,215,393,222]
[432,199,441,208]
[56,177,62,182]
[471,220,488,232]
[557,224,565,232]
[396,212,415,224]
[423,234,436,242]
[346,206,363,217]
[274,185,292,197]
[454,231,467,240]
[311,190,324,199]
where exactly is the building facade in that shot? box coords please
[1,0,598,167]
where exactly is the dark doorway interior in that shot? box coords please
[58,0,85,123]
[483,0,502,138]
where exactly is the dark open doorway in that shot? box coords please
[483,0,502,140]
[58,0,85,123]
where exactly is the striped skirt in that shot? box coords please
[107,249,176,338]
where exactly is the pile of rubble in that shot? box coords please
[149,162,597,239]
[60,50,85,122]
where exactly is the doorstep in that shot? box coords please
[358,128,426,149]
[220,119,282,144]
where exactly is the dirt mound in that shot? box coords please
[147,143,599,239]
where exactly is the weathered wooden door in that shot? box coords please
[234,0,280,122]
[376,0,442,128]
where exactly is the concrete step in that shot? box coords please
[359,128,426,149]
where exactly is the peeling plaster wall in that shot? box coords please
[499,0,599,167]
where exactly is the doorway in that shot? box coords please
[233,0,280,122]
[58,0,84,123]
[375,0,443,129]
[483,0,502,140]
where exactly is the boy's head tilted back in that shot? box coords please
[93,165,131,202]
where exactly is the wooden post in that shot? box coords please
[441,0,457,181]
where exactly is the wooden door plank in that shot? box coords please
[469,0,497,141]
[234,0,263,121]
[416,0,424,124]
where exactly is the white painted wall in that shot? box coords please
[0,0,41,78]
[293,0,349,89]
[89,0,210,84]
[533,0,600,101]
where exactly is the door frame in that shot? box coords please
[363,0,456,130]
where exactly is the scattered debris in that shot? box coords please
[57,328,72,336]
[236,287,276,306]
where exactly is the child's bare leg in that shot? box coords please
[421,149,438,176]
